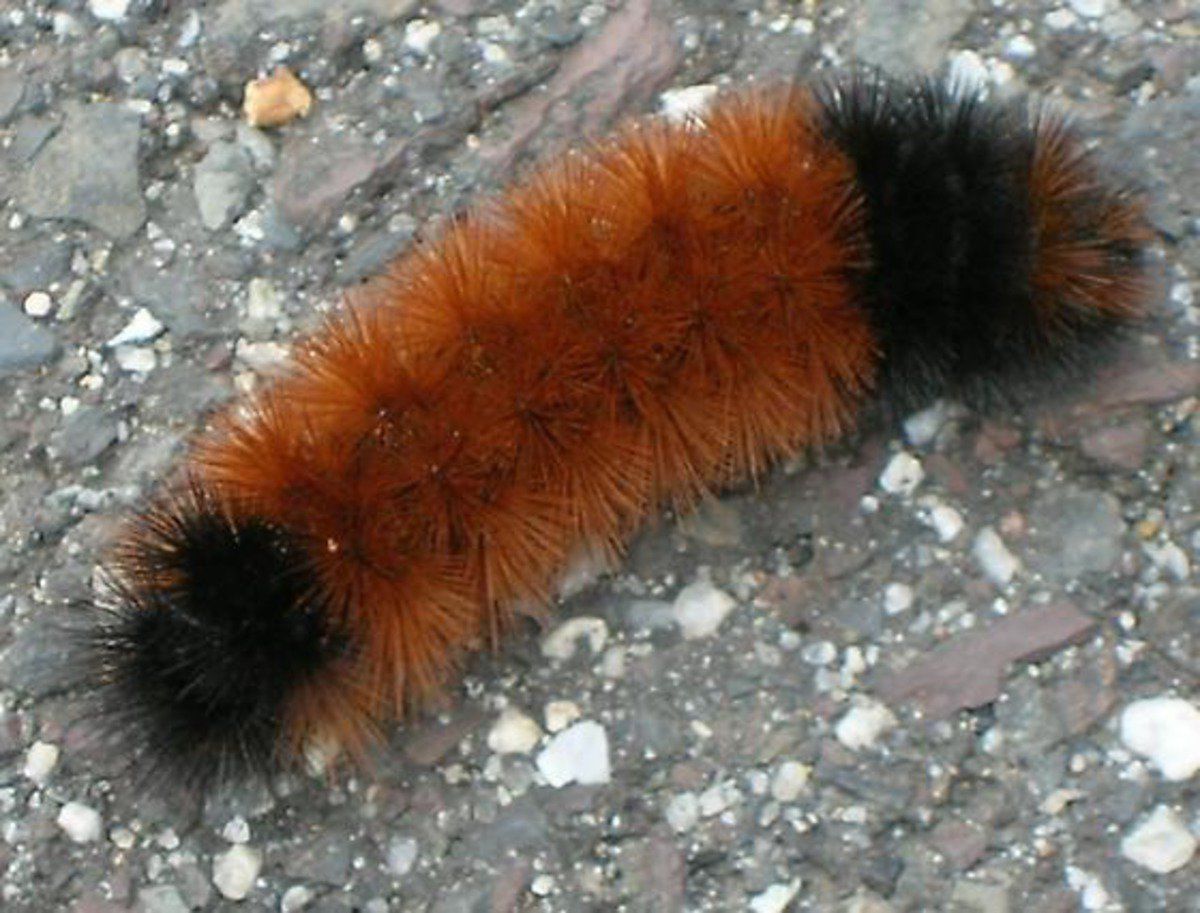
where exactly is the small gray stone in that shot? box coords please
[855,0,972,73]
[0,68,25,124]
[1027,487,1124,582]
[136,886,189,913]
[194,141,254,231]
[49,407,119,468]
[282,834,352,885]
[18,101,145,239]
[0,301,60,377]
[0,236,74,293]
[0,614,74,698]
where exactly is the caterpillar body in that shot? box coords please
[83,75,1151,789]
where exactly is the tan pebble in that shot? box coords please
[243,67,312,128]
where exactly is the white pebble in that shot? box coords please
[235,339,289,373]
[386,835,418,877]
[665,792,699,832]
[114,346,157,373]
[659,84,718,123]
[487,708,542,755]
[923,501,964,542]
[1144,541,1190,581]
[541,616,608,661]
[404,19,441,54]
[280,885,315,913]
[1121,805,1197,874]
[57,801,103,843]
[698,781,739,817]
[1065,866,1112,911]
[802,640,837,666]
[107,308,165,348]
[770,761,811,802]
[835,698,896,751]
[973,527,1020,587]
[749,880,803,913]
[544,700,581,733]
[1120,697,1200,781]
[212,844,262,901]
[902,400,954,447]
[1068,0,1107,17]
[883,582,914,616]
[88,0,130,21]
[672,579,737,639]
[879,452,924,496]
[221,816,250,844]
[536,721,610,787]
[1004,35,1037,60]
[23,741,59,784]
[530,874,555,896]
[246,278,281,321]
[23,291,53,318]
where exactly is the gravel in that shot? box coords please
[1,1,1198,911]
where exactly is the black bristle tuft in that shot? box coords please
[817,73,1150,414]
[81,481,348,791]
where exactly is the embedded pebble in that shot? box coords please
[769,761,811,802]
[659,84,718,122]
[835,699,896,751]
[672,579,737,639]
[665,792,700,832]
[221,816,250,844]
[1004,35,1036,59]
[212,844,262,901]
[57,801,103,843]
[386,836,418,877]
[1120,697,1200,781]
[973,527,1020,587]
[1065,866,1113,911]
[405,19,442,55]
[698,781,739,817]
[879,452,924,496]
[903,400,955,446]
[23,740,59,783]
[1120,805,1197,874]
[749,880,803,913]
[113,345,157,373]
[1068,0,1107,17]
[486,708,543,755]
[23,291,52,318]
[541,616,608,661]
[107,307,165,347]
[536,721,611,787]
[89,0,130,21]
[280,885,315,913]
[544,700,581,733]
[883,582,914,616]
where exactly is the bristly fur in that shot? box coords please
[83,482,354,790]
[816,74,1151,413]
[75,76,1151,788]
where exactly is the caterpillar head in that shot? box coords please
[82,480,366,791]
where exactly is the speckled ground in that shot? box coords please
[1,1,1198,912]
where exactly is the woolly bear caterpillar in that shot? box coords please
[81,74,1150,789]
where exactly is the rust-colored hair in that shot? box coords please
[82,78,1149,789]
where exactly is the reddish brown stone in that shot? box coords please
[874,603,1098,719]
[1079,421,1149,470]
[481,0,681,172]
[403,707,486,766]
[928,818,989,871]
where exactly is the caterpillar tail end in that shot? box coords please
[80,480,370,792]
